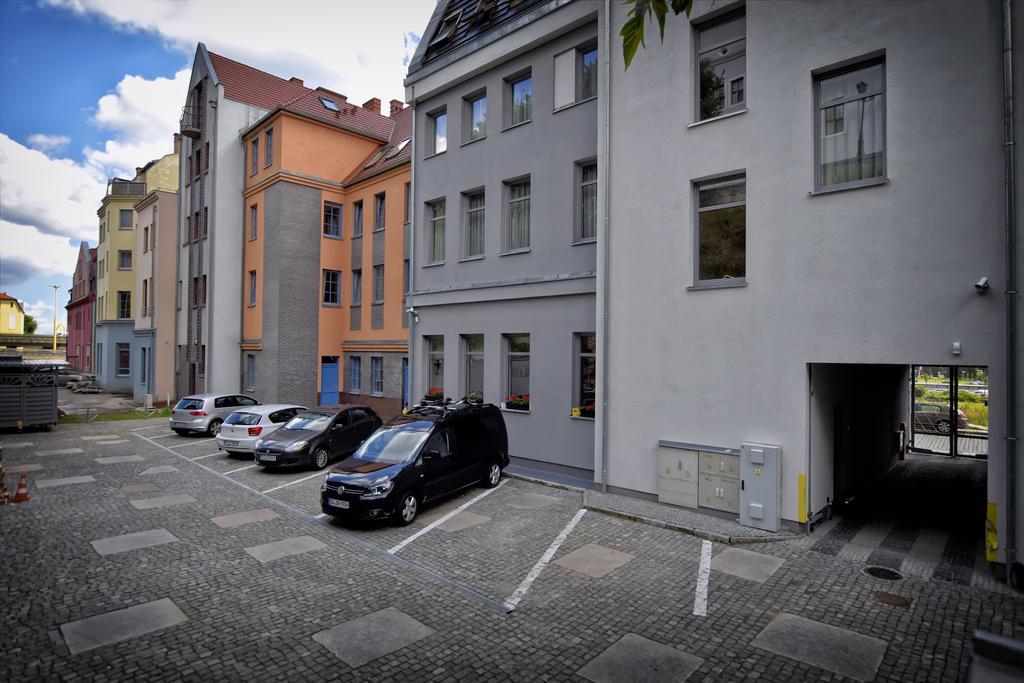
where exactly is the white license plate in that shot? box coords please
[328,498,350,509]
[222,440,238,446]
[260,454,277,462]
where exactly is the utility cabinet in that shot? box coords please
[697,452,740,513]
[657,447,698,508]
[739,442,782,531]
[657,441,741,514]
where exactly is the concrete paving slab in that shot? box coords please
[752,613,887,682]
[1,441,33,448]
[711,547,786,583]
[37,448,84,456]
[438,511,490,532]
[129,494,196,510]
[211,508,280,528]
[244,535,326,563]
[506,491,560,509]
[36,475,95,489]
[139,465,178,475]
[91,529,179,555]
[81,435,119,441]
[121,483,160,494]
[6,463,44,473]
[96,455,145,464]
[555,543,634,578]
[59,598,187,654]
[313,607,434,668]
[578,633,704,683]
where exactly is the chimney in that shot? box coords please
[362,97,381,115]
[289,77,304,86]
[173,133,182,155]
[389,99,404,117]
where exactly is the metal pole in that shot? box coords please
[599,0,612,492]
[50,284,60,352]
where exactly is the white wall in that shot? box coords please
[605,1,1007,532]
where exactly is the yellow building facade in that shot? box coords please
[0,294,25,334]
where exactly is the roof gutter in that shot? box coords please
[1002,0,1019,584]
[407,84,418,412]
[598,0,612,492]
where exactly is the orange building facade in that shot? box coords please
[240,88,411,417]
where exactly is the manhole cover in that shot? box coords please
[874,591,912,608]
[864,566,904,581]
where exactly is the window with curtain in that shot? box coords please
[577,162,597,241]
[428,199,446,263]
[505,179,530,252]
[464,191,485,258]
[815,59,885,189]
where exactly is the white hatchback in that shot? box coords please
[216,404,307,455]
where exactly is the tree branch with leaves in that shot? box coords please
[620,0,693,69]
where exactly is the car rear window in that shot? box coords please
[225,412,260,426]
[175,399,203,410]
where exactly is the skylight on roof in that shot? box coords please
[319,97,339,112]
[428,10,462,47]
[384,138,411,160]
[363,150,385,169]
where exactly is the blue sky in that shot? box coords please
[0,0,434,335]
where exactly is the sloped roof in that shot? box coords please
[343,106,412,187]
[278,89,395,143]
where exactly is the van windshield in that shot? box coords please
[354,425,431,464]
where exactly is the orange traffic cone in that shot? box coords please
[11,474,30,503]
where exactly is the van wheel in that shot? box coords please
[394,492,418,526]
[483,462,502,488]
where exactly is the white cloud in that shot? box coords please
[23,298,65,336]
[26,133,71,154]
[0,221,79,284]
[44,0,437,105]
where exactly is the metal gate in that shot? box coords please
[910,365,988,459]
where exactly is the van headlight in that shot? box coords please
[285,440,308,452]
[361,481,394,499]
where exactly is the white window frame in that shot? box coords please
[504,70,532,128]
[463,90,487,143]
[462,189,485,260]
[462,334,484,399]
[349,355,362,393]
[371,356,384,396]
[503,334,530,410]
[575,160,598,243]
[502,177,530,254]
[428,109,448,155]
[322,269,341,306]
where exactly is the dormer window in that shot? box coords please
[385,138,411,160]
[429,10,462,47]
[473,0,497,24]
[319,97,339,112]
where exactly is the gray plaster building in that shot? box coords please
[406,0,600,476]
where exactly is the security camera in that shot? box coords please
[405,306,417,314]
[975,276,990,293]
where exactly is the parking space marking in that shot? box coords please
[693,540,712,617]
[389,482,505,554]
[168,438,215,449]
[224,464,258,475]
[149,432,180,439]
[504,508,587,611]
[262,471,325,493]
[190,452,222,460]
[130,424,168,431]
[2,441,34,448]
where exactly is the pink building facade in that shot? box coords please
[66,242,96,372]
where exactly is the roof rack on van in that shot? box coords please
[409,397,487,417]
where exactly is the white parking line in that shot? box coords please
[693,540,712,617]
[130,424,168,431]
[168,438,215,449]
[389,482,505,554]
[503,508,587,611]
[149,433,179,439]
[223,464,258,475]
[262,471,325,494]
[190,452,222,460]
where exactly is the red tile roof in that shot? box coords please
[0,292,18,301]
[343,106,412,187]
[208,49,396,144]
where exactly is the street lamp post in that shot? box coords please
[50,284,60,353]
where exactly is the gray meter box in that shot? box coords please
[740,442,781,531]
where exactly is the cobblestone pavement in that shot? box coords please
[1,419,1022,681]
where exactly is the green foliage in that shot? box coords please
[621,0,693,69]
[699,58,725,119]
[24,314,37,334]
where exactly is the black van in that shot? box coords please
[320,403,509,525]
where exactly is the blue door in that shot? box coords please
[402,358,409,409]
[321,358,339,405]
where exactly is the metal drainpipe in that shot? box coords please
[599,0,612,492]
[1002,0,1019,585]
[407,86,417,410]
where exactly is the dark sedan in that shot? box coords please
[254,406,381,470]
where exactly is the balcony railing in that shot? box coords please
[106,180,146,196]
[180,105,202,138]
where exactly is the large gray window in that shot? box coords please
[323,202,341,237]
[250,204,258,240]
[117,291,131,319]
[349,355,361,393]
[117,250,132,270]
[428,199,446,264]
[504,334,530,408]
[429,110,447,154]
[372,265,384,303]
[248,270,257,307]
[322,269,340,306]
[463,334,484,399]
[353,200,364,237]
[695,175,746,284]
[264,128,273,166]
[575,333,596,418]
[815,58,885,190]
[116,343,130,377]
[504,178,530,252]
[576,162,597,242]
[119,209,133,228]
[426,336,444,396]
[506,72,532,127]
[351,269,362,306]
[250,138,259,175]
[463,191,485,259]
[371,356,384,396]
[464,92,487,142]
[246,354,255,391]
[374,192,386,231]
[696,10,746,121]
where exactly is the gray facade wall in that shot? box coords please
[341,350,407,420]
[251,180,322,408]
[409,9,599,473]
[604,0,1010,536]
[95,320,134,392]
[131,328,155,403]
